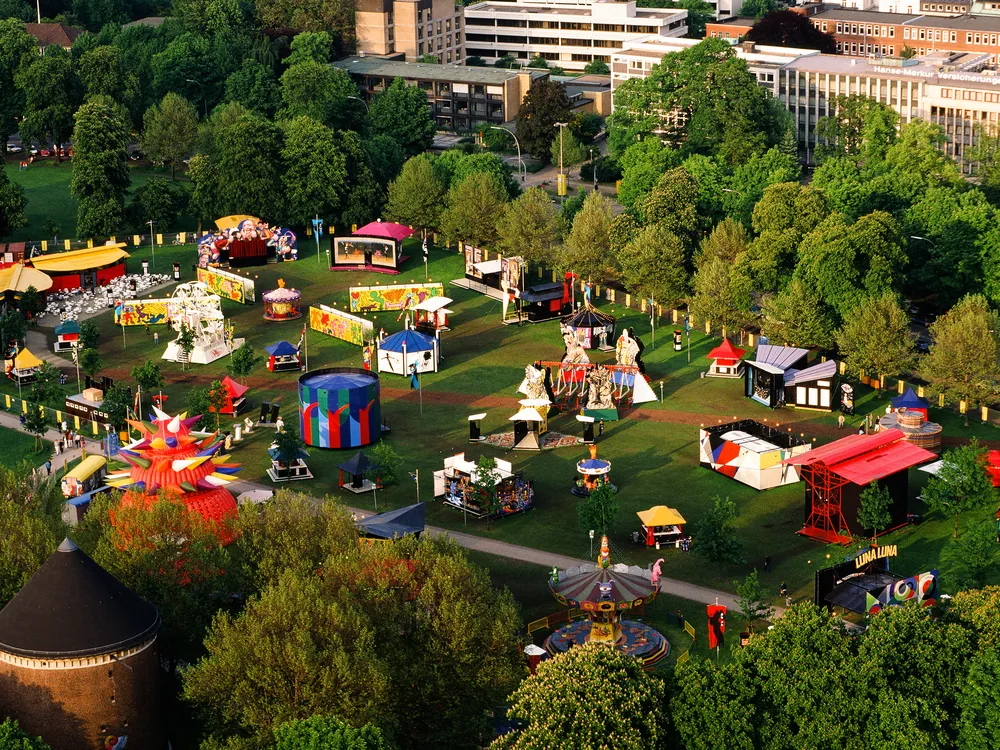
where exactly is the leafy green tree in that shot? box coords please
[78,320,99,350]
[639,166,702,250]
[71,98,131,239]
[22,407,47,451]
[141,93,199,179]
[495,187,564,266]
[923,441,996,538]
[466,56,486,66]
[723,147,801,226]
[691,255,753,337]
[735,569,774,633]
[78,347,103,380]
[369,439,403,487]
[102,383,131,431]
[150,32,217,107]
[370,77,436,156]
[224,59,281,118]
[947,586,1000,652]
[415,53,439,63]
[560,190,615,282]
[279,62,359,129]
[494,643,667,750]
[78,45,136,108]
[214,111,285,218]
[280,116,348,226]
[177,322,196,371]
[254,0,355,40]
[207,379,229,430]
[835,295,915,387]
[560,187,587,225]
[470,454,502,527]
[616,136,680,210]
[857,481,893,543]
[515,78,571,161]
[948,517,999,589]
[287,30,333,65]
[815,94,899,164]
[16,286,42,324]
[583,59,609,74]
[228,341,262,384]
[274,714,390,750]
[549,127,587,169]
[691,496,745,572]
[760,279,837,350]
[745,10,837,52]
[449,152,518,199]
[0,717,51,749]
[0,493,59,607]
[130,360,165,397]
[617,224,688,306]
[184,386,213,431]
[494,54,517,69]
[576,480,619,536]
[0,19,36,154]
[15,47,78,161]
[0,0,31,21]
[751,182,828,237]
[385,154,446,233]
[957,648,1000,750]
[608,213,640,255]
[741,0,777,15]
[27,362,61,406]
[439,172,507,250]
[920,295,1000,422]
[127,178,184,232]
[0,166,26,239]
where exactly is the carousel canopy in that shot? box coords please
[551,565,657,608]
[380,329,436,353]
[563,304,615,329]
[637,506,686,527]
[12,347,42,369]
[353,221,414,242]
[358,502,426,540]
[265,341,298,356]
[707,338,745,364]
[263,279,300,302]
[338,451,373,477]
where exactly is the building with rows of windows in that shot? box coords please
[357,0,465,63]
[463,0,687,72]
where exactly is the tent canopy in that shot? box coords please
[520,282,564,303]
[215,215,259,231]
[358,502,426,539]
[892,387,930,411]
[473,260,502,275]
[784,359,837,386]
[12,347,42,369]
[30,245,129,273]
[783,429,935,485]
[509,407,544,422]
[755,345,809,370]
[265,341,298,356]
[412,296,453,313]
[563,304,615,329]
[637,505,686,527]
[0,263,53,294]
[55,319,80,335]
[353,221,414,242]
[707,338,745,363]
[220,375,249,398]
[338,451,373,476]
[379,329,436,353]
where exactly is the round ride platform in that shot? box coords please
[544,619,669,667]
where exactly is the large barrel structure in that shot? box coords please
[298,368,381,449]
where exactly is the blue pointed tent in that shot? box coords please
[892,387,929,418]
[265,341,299,356]
[357,502,426,540]
[377,329,438,376]
[378,329,435,353]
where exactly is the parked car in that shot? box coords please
[5,142,21,153]
[28,145,38,155]
[39,148,51,157]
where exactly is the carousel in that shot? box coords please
[545,536,669,667]
[572,444,615,497]
[262,279,302,321]
[561,304,616,351]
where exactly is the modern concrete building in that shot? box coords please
[333,56,550,129]
[356,0,465,63]
[611,35,1000,167]
[464,0,687,72]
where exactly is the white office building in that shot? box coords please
[463,0,687,72]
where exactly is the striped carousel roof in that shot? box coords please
[550,565,657,610]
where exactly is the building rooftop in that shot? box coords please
[783,51,1000,88]
[335,56,552,84]
[466,0,684,17]
[123,15,167,27]
[24,22,83,48]
[814,7,1000,29]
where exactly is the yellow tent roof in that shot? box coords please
[30,245,129,273]
[13,348,42,370]
[64,455,107,481]
[637,506,686,527]
[215,215,259,231]
[0,263,52,294]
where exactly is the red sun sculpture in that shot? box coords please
[106,407,242,544]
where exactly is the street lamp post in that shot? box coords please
[489,126,525,185]
[554,121,568,204]
[147,220,155,271]
[185,79,207,118]
[348,95,371,115]
[589,148,597,192]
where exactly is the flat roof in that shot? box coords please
[333,56,547,84]
[466,0,683,17]
[814,7,1000,29]
[781,52,1000,88]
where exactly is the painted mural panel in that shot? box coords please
[348,283,444,313]
[309,305,373,346]
[197,267,256,303]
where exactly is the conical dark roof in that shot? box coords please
[0,539,160,658]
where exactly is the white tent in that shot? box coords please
[377,328,439,376]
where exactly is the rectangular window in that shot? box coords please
[889,27,894,37]
[976,33,982,44]
[904,28,910,39]
[822,21,828,31]
[968,32,973,42]
[837,22,843,32]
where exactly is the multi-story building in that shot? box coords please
[612,35,1000,167]
[463,0,687,73]
[705,16,758,39]
[333,56,549,130]
[356,0,464,64]
[808,8,1000,62]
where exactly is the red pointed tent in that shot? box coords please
[707,338,746,366]
[209,376,250,415]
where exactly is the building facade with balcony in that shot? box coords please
[357,0,465,63]
[333,56,548,130]
[463,0,687,72]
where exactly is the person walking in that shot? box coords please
[837,414,845,429]
[764,555,771,573]
[44,460,51,476]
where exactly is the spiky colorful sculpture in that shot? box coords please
[106,407,241,544]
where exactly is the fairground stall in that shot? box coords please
[332,221,413,273]
[262,280,302,321]
[433,452,534,518]
[744,345,808,408]
[635,505,687,548]
[699,419,811,490]
[377,328,439,376]
[29,244,129,292]
[706,338,745,378]
[266,341,301,372]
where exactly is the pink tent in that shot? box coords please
[353,221,414,242]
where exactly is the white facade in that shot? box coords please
[464,0,687,72]
[708,0,746,18]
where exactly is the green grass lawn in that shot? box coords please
[4,161,197,242]
[5,235,997,610]
[0,425,50,469]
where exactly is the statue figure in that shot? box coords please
[560,324,590,365]
[585,366,615,410]
[519,364,549,402]
[651,558,664,586]
[616,328,640,368]
[598,534,611,569]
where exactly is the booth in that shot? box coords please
[60,455,107,498]
[784,360,837,411]
[783,429,935,545]
[5,347,42,384]
[337,451,376,493]
[699,420,811,490]
[266,341,301,372]
[636,506,687,548]
[509,407,544,450]
[298,368,381,449]
[433,452,534,518]
[562,305,616,350]
[706,338,745,378]
[412,296,453,333]
[332,221,413,273]
[520,281,570,323]
[54,319,80,353]
[209,376,249,416]
[266,444,312,482]
[64,388,110,426]
[892,387,930,420]
[262,280,302,321]
[744,345,809,408]
[377,329,439,376]
[358,503,426,541]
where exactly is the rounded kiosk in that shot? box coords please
[262,279,302,321]
[0,539,164,750]
[299,367,381,449]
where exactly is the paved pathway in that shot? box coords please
[0,409,104,477]
[25,330,75,369]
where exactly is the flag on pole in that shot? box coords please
[297,323,306,352]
